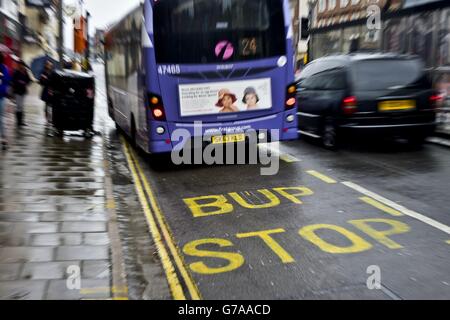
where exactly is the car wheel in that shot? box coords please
[322,120,339,150]
[408,134,427,147]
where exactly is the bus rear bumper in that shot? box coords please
[146,111,298,153]
[148,140,174,154]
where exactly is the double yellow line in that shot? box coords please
[121,137,201,300]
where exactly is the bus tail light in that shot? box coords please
[148,93,166,121]
[342,96,358,115]
[285,83,297,110]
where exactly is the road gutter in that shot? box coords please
[104,146,129,300]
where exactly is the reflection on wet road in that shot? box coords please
[2,63,448,300]
[111,131,450,299]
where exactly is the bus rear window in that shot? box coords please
[153,0,286,64]
[351,59,429,91]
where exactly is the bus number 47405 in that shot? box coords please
[158,65,181,75]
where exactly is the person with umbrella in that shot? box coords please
[0,53,11,149]
[11,59,32,127]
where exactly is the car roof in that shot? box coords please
[309,52,421,66]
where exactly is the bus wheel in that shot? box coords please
[130,117,137,148]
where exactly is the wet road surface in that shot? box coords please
[114,137,450,300]
[92,63,450,300]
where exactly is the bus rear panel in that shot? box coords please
[105,0,298,154]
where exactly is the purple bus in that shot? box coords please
[105,0,298,154]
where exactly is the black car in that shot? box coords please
[296,53,440,149]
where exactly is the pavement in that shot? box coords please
[1,64,450,300]
[0,74,130,300]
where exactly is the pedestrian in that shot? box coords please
[39,60,54,123]
[81,58,92,72]
[11,60,32,126]
[72,59,82,72]
[0,53,11,149]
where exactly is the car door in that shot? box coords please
[298,71,343,136]
[297,74,323,136]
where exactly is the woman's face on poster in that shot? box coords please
[245,94,258,107]
[222,95,233,107]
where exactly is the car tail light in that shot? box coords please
[148,93,166,121]
[342,96,358,115]
[285,83,297,110]
[429,93,443,109]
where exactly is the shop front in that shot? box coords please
[0,12,21,71]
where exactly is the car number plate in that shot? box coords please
[379,100,416,112]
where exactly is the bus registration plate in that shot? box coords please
[212,134,246,144]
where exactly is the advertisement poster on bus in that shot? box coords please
[179,78,272,117]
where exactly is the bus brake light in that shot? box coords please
[286,98,296,107]
[153,108,164,119]
[285,83,297,110]
[148,93,166,121]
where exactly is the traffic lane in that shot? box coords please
[281,138,450,226]
[133,147,450,299]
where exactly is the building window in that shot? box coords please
[351,0,360,5]
[341,0,350,7]
[329,0,336,10]
[319,0,326,13]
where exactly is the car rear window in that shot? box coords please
[351,59,429,91]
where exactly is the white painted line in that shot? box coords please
[298,130,321,139]
[342,181,450,235]
[427,137,450,148]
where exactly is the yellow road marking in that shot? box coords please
[349,219,410,249]
[360,196,404,217]
[183,238,245,274]
[106,199,116,209]
[112,287,128,294]
[130,146,201,300]
[299,224,372,254]
[280,154,301,163]
[306,170,337,184]
[121,139,186,300]
[343,181,450,235]
[123,137,201,300]
[82,297,128,300]
[236,229,295,264]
